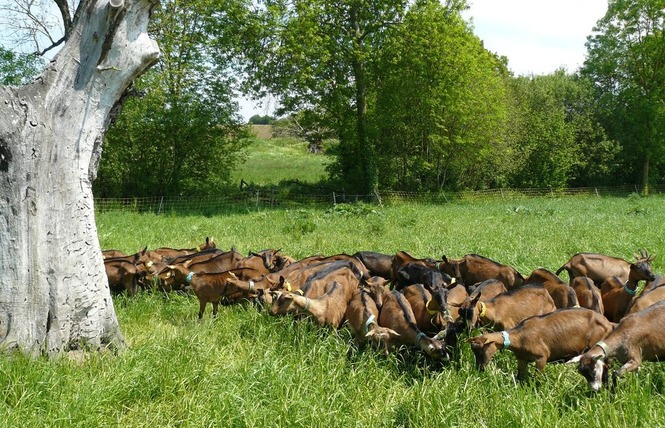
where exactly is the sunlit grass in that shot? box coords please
[3,195,665,427]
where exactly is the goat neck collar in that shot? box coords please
[303,297,312,312]
[595,340,610,358]
[425,299,438,315]
[501,331,511,349]
[415,331,427,346]
[623,281,637,295]
[479,301,487,318]
[186,271,194,283]
[248,280,255,292]
[364,314,376,335]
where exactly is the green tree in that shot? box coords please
[582,0,665,193]
[0,47,44,85]
[371,0,511,191]
[95,0,249,197]
[507,70,619,188]
[225,0,410,194]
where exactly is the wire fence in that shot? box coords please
[94,185,663,215]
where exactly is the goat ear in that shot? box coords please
[470,292,481,306]
[592,354,604,362]
[275,248,282,254]
[228,272,238,279]
[442,255,448,263]
[483,338,492,345]
[184,260,193,268]
[141,246,148,254]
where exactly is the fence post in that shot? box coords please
[595,188,599,197]
[157,196,164,215]
[333,192,336,205]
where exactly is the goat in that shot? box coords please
[440,254,524,289]
[469,308,613,380]
[599,258,656,322]
[378,290,449,359]
[352,251,393,279]
[571,276,604,314]
[458,285,556,331]
[395,262,456,292]
[344,288,400,354]
[575,300,665,391]
[625,283,665,315]
[402,284,451,335]
[104,259,141,296]
[641,274,665,295]
[556,250,654,285]
[446,283,469,322]
[159,265,261,318]
[454,279,507,327]
[269,263,363,316]
[272,277,359,328]
[390,251,438,283]
[524,268,579,308]
[153,237,216,259]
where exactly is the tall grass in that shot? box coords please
[3,195,665,427]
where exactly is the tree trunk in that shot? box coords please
[641,154,650,196]
[0,0,159,357]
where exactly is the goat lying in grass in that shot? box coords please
[571,276,604,314]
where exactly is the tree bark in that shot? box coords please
[0,0,159,357]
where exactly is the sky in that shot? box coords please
[240,0,609,121]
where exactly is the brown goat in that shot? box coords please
[160,265,261,318]
[454,279,507,327]
[269,263,363,316]
[440,254,524,289]
[625,283,665,315]
[524,268,579,308]
[273,277,360,328]
[641,274,665,295]
[390,251,438,282]
[469,308,613,380]
[576,300,665,391]
[345,288,399,354]
[352,251,393,279]
[153,237,216,260]
[458,285,557,331]
[600,258,656,322]
[446,284,469,322]
[378,290,449,359]
[571,276,604,314]
[556,250,654,285]
[104,259,141,296]
[402,284,451,335]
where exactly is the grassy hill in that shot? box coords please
[233,128,333,187]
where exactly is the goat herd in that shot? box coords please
[103,238,665,391]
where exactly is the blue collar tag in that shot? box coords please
[501,331,511,349]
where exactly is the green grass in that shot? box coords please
[4,195,665,427]
[232,137,333,186]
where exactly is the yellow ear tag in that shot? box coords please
[285,282,292,292]
[295,289,304,295]
[146,261,153,268]
[196,246,201,252]
[450,277,456,285]
[483,338,491,345]
[167,265,176,269]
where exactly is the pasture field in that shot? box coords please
[3,195,665,427]
[232,136,333,187]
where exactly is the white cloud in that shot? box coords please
[464,0,608,75]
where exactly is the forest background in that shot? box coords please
[1,0,663,199]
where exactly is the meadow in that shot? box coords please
[2,195,665,427]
